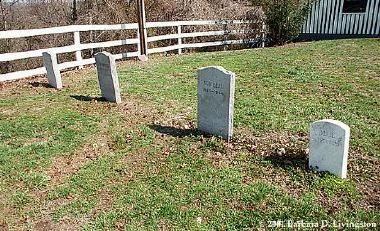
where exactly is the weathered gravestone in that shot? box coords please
[95,52,121,103]
[309,119,350,178]
[197,66,235,141]
[42,51,62,89]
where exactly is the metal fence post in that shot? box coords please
[74,31,83,68]
[261,22,266,48]
[223,20,228,51]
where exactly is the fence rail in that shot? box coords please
[0,20,262,82]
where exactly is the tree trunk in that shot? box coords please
[72,0,77,23]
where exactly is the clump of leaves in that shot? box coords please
[202,137,227,154]
[252,0,314,45]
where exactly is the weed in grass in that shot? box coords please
[11,190,31,208]
[21,172,51,190]
[311,173,359,199]
[53,198,98,221]
[201,137,227,154]
[48,185,76,200]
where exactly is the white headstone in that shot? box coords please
[95,52,121,104]
[309,119,350,178]
[42,51,62,89]
[197,66,235,141]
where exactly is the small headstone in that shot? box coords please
[197,66,235,141]
[309,119,350,178]
[95,52,121,104]
[42,51,62,89]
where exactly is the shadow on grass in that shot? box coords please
[29,81,52,88]
[264,148,308,170]
[70,95,106,102]
[149,124,201,138]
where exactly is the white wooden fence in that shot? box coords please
[0,20,262,82]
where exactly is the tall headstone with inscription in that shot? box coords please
[309,119,350,178]
[95,52,121,104]
[42,51,62,89]
[197,66,235,141]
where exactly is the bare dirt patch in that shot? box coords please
[350,149,380,209]
[44,134,112,186]
[0,219,8,231]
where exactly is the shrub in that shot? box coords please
[252,0,314,45]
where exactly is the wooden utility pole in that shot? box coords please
[136,0,148,59]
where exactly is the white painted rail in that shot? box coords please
[0,20,260,82]
[0,24,139,39]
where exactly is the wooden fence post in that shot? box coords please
[137,29,141,55]
[137,0,148,59]
[74,31,83,68]
[178,25,182,55]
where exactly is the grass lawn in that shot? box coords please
[0,39,379,230]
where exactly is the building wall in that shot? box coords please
[300,0,380,39]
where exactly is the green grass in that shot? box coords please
[0,39,379,230]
